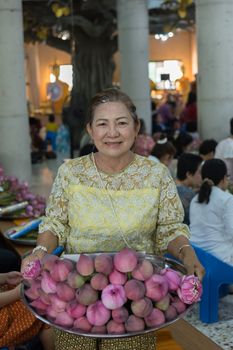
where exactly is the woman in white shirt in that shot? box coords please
[190,158,233,265]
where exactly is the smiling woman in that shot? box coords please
[22,88,204,350]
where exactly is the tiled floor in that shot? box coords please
[30,155,233,350]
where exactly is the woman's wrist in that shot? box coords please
[178,244,193,259]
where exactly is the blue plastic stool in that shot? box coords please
[192,244,233,323]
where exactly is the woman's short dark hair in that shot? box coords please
[151,138,176,160]
[88,88,139,125]
[198,159,227,204]
[173,132,193,158]
[199,139,218,156]
[177,153,203,181]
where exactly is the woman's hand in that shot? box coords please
[21,250,46,275]
[5,271,23,285]
[181,247,205,282]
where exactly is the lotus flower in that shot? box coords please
[145,274,168,301]
[67,271,85,289]
[132,259,154,281]
[144,308,165,328]
[112,306,129,324]
[155,294,171,311]
[94,254,113,275]
[102,284,127,310]
[171,296,187,313]
[164,305,177,321]
[76,283,98,306]
[131,297,153,318]
[41,254,59,271]
[57,282,76,301]
[50,294,67,312]
[86,301,111,326]
[160,268,181,291]
[23,259,41,280]
[107,320,125,334]
[73,316,92,332]
[76,254,94,276]
[177,275,202,304]
[51,260,73,282]
[125,315,145,332]
[66,301,86,319]
[113,248,138,273]
[41,271,57,294]
[54,311,74,328]
[24,280,41,300]
[124,279,146,301]
[90,273,109,291]
[109,269,127,285]
[30,298,48,312]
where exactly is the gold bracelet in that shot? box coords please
[178,244,192,256]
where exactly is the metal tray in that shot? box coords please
[4,227,37,246]
[21,253,194,339]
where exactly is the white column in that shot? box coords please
[196,0,233,141]
[0,0,31,181]
[117,0,151,133]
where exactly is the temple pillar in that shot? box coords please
[117,0,151,133]
[196,0,233,140]
[0,0,31,181]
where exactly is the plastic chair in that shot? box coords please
[192,244,233,323]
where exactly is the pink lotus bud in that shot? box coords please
[91,325,107,334]
[113,248,138,273]
[67,271,85,289]
[41,271,57,294]
[145,274,168,301]
[38,288,51,305]
[51,260,73,282]
[155,294,171,311]
[160,268,181,291]
[66,301,86,319]
[76,283,98,306]
[73,316,92,332]
[177,275,202,304]
[76,254,94,276]
[124,279,145,301]
[23,259,41,280]
[50,294,67,312]
[57,282,76,301]
[41,254,59,271]
[109,269,127,285]
[54,311,74,328]
[125,315,145,332]
[171,296,187,314]
[112,306,129,324]
[144,308,165,328]
[164,305,177,322]
[131,297,153,318]
[90,273,109,291]
[24,280,41,300]
[86,301,111,326]
[102,284,127,310]
[94,254,113,275]
[30,298,48,312]
[46,305,58,320]
[107,320,125,334]
[132,259,154,281]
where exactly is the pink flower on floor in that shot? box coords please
[23,260,41,279]
[177,275,202,304]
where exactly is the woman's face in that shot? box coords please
[87,101,139,159]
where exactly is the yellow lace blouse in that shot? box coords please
[39,154,189,255]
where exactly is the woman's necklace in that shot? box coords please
[91,152,131,248]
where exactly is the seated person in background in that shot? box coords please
[176,153,203,225]
[215,117,233,181]
[149,136,176,169]
[172,132,193,159]
[199,139,218,161]
[190,159,233,266]
[134,118,155,157]
[46,114,59,152]
[0,271,54,350]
